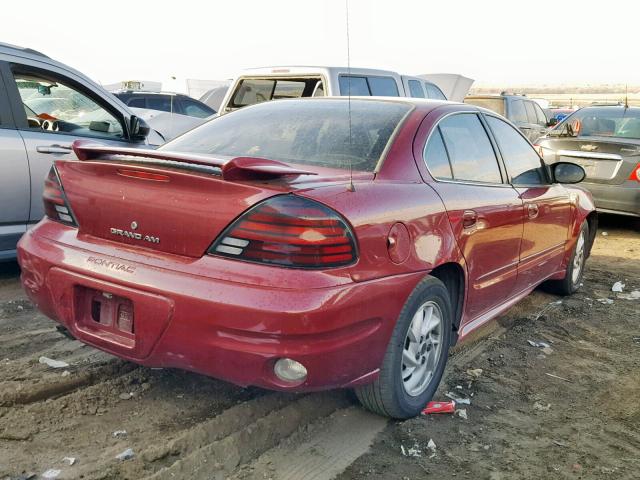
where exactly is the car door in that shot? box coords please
[485,114,571,292]
[3,61,133,223]
[0,63,30,258]
[422,112,524,322]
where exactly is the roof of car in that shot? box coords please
[0,42,49,59]
[239,66,401,77]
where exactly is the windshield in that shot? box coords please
[163,99,412,172]
[553,107,640,139]
[229,77,323,109]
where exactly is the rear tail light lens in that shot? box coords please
[629,163,640,182]
[209,195,357,268]
[43,166,77,227]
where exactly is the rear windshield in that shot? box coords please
[229,77,322,108]
[162,99,411,172]
[559,107,640,139]
[464,97,505,116]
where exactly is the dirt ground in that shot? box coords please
[1,214,638,480]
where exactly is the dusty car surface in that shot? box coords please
[18,97,596,418]
[536,105,640,217]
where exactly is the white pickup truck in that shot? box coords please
[217,66,472,114]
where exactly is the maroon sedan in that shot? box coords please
[18,98,596,418]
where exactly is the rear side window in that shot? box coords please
[425,83,446,100]
[423,127,453,179]
[368,77,399,96]
[147,96,174,112]
[408,80,425,98]
[509,99,527,123]
[534,103,547,126]
[486,116,546,185]
[438,114,502,183]
[339,76,370,96]
[180,98,215,118]
[339,75,399,97]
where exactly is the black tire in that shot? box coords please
[355,276,452,419]
[546,221,589,296]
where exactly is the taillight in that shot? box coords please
[43,166,77,227]
[629,163,640,182]
[209,195,357,268]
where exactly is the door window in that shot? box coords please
[367,77,399,96]
[12,71,124,140]
[509,99,527,123]
[408,80,425,98]
[438,114,502,183]
[486,116,547,185]
[423,127,453,179]
[339,75,399,97]
[127,97,146,108]
[524,101,538,124]
[533,103,548,126]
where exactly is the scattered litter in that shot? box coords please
[62,457,76,466]
[466,368,483,378]
[112,430,127,438]
[545,372,571,383]
[17,305,24,311]
[612,281,625,292]
[533,402,551,412]
[596,298,614,305]
[445,392,471,405]
[549,300,563,305]
[601,231,608,236]
[618,290,640,300]
[527,340,551,349]
[553,440,568,448]
[455,409,468,420]
[427,438,437,457]
[119,392,133,400]
[421,400,456,415]
[61,370,70,377]
[41,470,61,479]
[455,385,463,390]
[400,443,422,457]
[632,337,640,345]
[115,448,135,461]
[38,356,69,369]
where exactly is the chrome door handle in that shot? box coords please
[527,203,539,219]
[36,145,72,155]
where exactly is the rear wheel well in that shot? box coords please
[585,212,598,257]
[430,263,465,345]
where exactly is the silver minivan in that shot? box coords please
[0,43,159,261]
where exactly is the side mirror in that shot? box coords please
[547,118,558,127]
[552,162,586,184]
[130,115,150,142]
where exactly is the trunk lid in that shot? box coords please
[543,136,640,184]
[56,160,295,258]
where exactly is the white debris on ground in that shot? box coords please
[618,290,640,300]
[533,402,552,412]
[41,469,61,479]
[612,281,625,292]
[466,368,483,378]
[597,298,614,305]
[445,392,471,405]
[456,409,468,420]
[115,448,134,461]
[401,443,422,457]
[62,457,76,466]
[38,357,69,369]
[112,430,127,438]
[527,340,551,348]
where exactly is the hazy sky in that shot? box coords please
[3,0,638,90]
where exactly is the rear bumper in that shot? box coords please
[17,222,424,392]
[583,181,640,216]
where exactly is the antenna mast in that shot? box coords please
[345,0,355,192]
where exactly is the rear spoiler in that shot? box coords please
[72,140,317,181]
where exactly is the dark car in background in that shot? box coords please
[536,105,640,217]
[115,91,216,118]
[465,93,552,142]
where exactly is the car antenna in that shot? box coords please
[624,84,629,109]
[345,0,355,192]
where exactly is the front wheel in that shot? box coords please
[355,276,452,419]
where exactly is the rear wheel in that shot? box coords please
[355,276,452,419]
[547,222,589,296]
